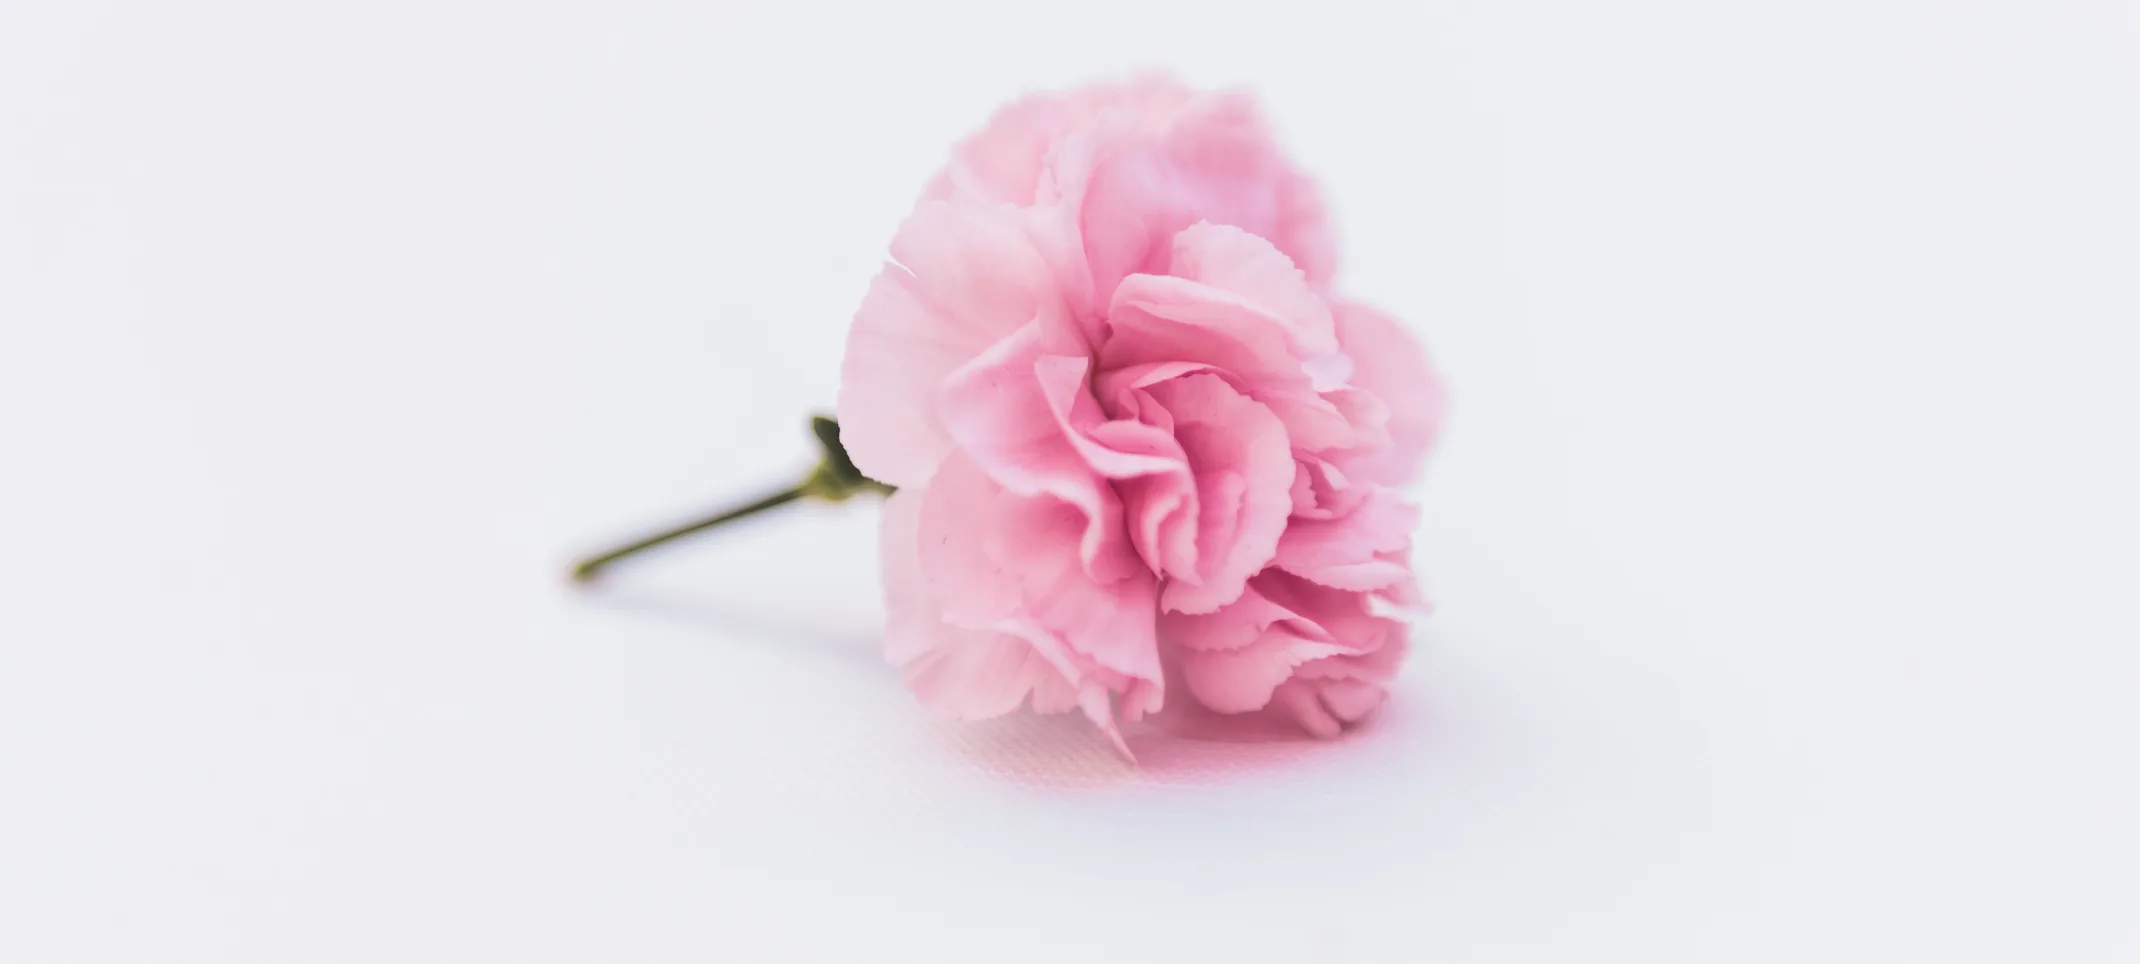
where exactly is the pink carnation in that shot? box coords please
[840,77,1443,751]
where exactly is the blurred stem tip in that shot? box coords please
[567,415,892,584]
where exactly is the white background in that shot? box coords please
[5,1,2138,961]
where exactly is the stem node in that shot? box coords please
[567,416,888,584]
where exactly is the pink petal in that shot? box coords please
[1330,301,1446,486]
[1164,222,1335,355]
[937,322,1133,579]
[1252,569,1401,654]
[904,630,1083,721]
[1274,626,1410,734]
[1164,567,1409,719]
[1032,354,1183,482]
[1288,456,1370,521]
[925,94,1073,207]
[878,487,1081,719]
[1106,421,1198,579]
[1091,359,1219,408]
[1163,567,1398,655]
[1179,628,1346,714]
[914,454,1166,719]
[1158,578,1320,653]
[890,202,1062,347]
[925,74,1197,207]
[1074,91,1336,304]
[1140,374,1296,614]
[1271,682,1345,738]
[878,487,939,667]
[838,201,1062,487]
[1324,385,1393,455]
[1313,679,1390,724]
[1271,674,1397,738]
[1103,273,1357,452]
[1272,488,1420,591]
[837,269,965,488]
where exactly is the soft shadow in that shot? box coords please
[577,581,1441,790]
[577,583,885,671]
[937,699,1424,791]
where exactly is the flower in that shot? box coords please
[841,76,1443,751]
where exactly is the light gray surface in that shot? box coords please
[4,1,2137,960]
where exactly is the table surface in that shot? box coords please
[5,1,2137,961]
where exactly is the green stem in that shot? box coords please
[569,486,807,583]
[567,415,889,584]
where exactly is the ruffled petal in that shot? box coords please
[1330,301,1445,486]
[938,322,1134,579]
[1165,567,1411,730]
[879,486,1081,719]
[838,201,1062,487]
[1164,221,1335,355]
[914,454,1166,722]
[1179,627,1347,714]
[925,73,1197,207]
[1103,257,1359,453]
[1158,578,1316,653]
[1139,374,1295,614]
[1288,456,1370,521]
[1272,628,1410,737]
[1271,488,1420,590]
[1073,91,1337,303]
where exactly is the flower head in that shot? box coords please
[840,76,1443,751]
